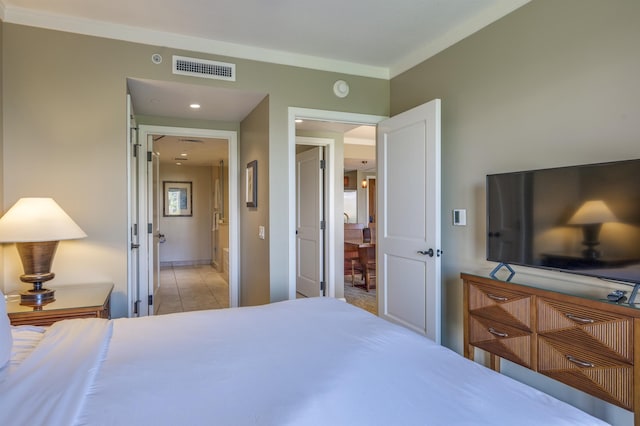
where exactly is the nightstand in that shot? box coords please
[6,283,113,326]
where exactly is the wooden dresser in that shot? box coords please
[462,272,640,425]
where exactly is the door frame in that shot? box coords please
[130,125,240,313]
[287,108,386,300]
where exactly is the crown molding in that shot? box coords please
[390,0,531,78]
[2,4,390,79]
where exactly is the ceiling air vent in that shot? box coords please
[173,55,235,81]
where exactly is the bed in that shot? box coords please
[1,294,608,425]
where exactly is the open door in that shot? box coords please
[127,94,141,317]
[377,99,442,343]
[296,146,325,297]
[148,137,161,314]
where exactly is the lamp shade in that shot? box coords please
[568,200,618,225]
[0,198,87,243]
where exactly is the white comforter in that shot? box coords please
[1,298,608,425]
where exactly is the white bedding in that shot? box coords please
[1,298,608,425]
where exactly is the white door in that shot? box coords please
[127,95,141,317]
[296,147,324,297]
[148,139,161,314]
[377,99,442,343]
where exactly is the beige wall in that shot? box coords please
[158,164,212,265]
[240,96,270,306]
[391,1,640,424]
[1,23,389,315]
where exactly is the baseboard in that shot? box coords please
[160,259,212,268]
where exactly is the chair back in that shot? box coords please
[345,223,365,242]
[362,227,371,243]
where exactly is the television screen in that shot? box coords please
[486,159,640,284]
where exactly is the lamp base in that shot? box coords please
[19,283,56,306]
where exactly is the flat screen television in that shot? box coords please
[486,158,640,286]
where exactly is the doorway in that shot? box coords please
[131,125,239,316]
[288,107,386,303]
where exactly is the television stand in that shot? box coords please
[489,262,515,281]
[630,283,640,305]
[462,272,640,424]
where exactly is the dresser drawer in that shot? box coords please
[538,335,633,410]
[537,298,633,363]
[469,314,533,368]
[468,281,533,332]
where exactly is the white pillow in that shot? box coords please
[0,289,12,368]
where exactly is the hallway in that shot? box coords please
[156,264,375,316]
[155,265,229,315]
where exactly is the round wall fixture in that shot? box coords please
[151,53,163,64]
[333,80,350,98]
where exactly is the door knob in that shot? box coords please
[417,249,434,257]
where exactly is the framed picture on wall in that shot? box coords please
[163,181,192,216]
[246,160,257,208]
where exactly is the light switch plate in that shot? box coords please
[453,209,467,226]
[258,225,265,239]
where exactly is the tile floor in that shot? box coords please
[155,264,376,316]
[154,265,229,315]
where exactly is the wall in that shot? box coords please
[239,96,270,306]
[356,170,376,224]
[159,164,212,266]
[1,23,389,315]
[390,1,640,424]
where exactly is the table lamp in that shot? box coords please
[568,200,617,259]
[0,198,87,305]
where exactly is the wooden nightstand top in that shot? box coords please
[5,283,114,326]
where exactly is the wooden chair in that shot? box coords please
[344,243,363,286]
[357,243,376,291]
[362,227,371,243]
[368,223,376,242]
[344,223,365,242]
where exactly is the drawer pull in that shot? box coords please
[487,294,508,302]
[488,327,508,338]
[566,355,594,368]
[565,313,595,324]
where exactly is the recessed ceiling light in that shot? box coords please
[190,103,201,109]
[176,162,182,166]
[180,153,188,157]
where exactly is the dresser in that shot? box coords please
[462,272,640,425]
[6,283,113,326]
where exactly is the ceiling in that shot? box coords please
[2,0,529,167]
[152,135,229,167]
[0,0,529,78]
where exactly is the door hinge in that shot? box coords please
[147,151,153,162]
[320,159,326,169]
[320,281,326,292]
[320,220,326,230]
[133,143,140,158]
[133,300,140,315]
[133,223,138,237]
[148,223,153,234]
[148,295,153,306]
